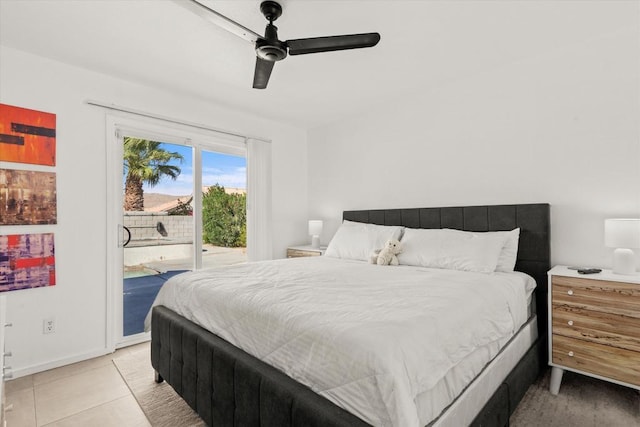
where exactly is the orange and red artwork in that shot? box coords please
[0,103,56,166]
[0,233,55,292]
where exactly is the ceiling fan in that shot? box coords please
[175,0,381,89]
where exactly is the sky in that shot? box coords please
[139,143,246,196]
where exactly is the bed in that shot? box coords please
[149,203,550,426]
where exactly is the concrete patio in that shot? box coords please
[142,244,247,272]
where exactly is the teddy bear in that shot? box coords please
[369,238,402,266]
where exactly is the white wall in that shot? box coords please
[0,46,309,375]
[308,13,639,269]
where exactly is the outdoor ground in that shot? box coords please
[123,245,246,336]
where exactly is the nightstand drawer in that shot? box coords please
[552,304,640,352]
[287,249,321,258]
[552,276,640,317]
[552,334,640,386]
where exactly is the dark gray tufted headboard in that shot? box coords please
[343,203,551,335]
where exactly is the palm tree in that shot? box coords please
[123,138,183,211]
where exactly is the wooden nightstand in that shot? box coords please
[548,266,640,395]
[286,245,326,258]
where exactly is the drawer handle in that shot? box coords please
[568,320,574,326]
[567,290,574,296]
[568,351,574,357]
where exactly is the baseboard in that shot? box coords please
[7,347,114,379]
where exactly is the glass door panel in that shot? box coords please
[200,149,247,268]
[122,139,193,337]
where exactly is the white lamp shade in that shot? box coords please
[308,220,323,236]
[605,219,640,249]
[308,220,323,249]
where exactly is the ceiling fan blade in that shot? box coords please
[253,57,275,89]
[173,0,262,43]
[286,33,380,56]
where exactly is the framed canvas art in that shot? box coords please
[0,233,55,292]
[0,169,57,225]
[0,103,56,166]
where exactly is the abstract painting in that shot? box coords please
[0,233,55,292]
[0,169,57,225]
[0,103,56,166]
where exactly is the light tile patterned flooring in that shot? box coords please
[5,342,151,427]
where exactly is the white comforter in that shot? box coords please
[146,256,532,427]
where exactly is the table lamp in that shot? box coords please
[605,218,640,275]
[308,220,323,249]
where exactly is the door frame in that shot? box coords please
[105,113,247,350]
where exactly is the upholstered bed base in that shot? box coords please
[150,203,550,426]
[151,305,542,427]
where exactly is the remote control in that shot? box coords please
[577,268,602,274]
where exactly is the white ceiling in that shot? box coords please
[0,0,632,128]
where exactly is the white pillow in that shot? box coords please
[325,220,404,261]
[495,228,520,272]
[444,228,520,272]
[397,228,507,273]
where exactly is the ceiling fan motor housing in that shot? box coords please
[256,24,287,61]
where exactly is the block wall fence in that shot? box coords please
[123,212,193,242]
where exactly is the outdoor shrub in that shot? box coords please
[202,184,246,247]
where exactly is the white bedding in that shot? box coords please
[145,256,535,427]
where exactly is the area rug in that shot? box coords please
[113,348,205,427]
[114,344,639,427]
[510,369,639,426]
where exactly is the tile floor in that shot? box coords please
[5,342,152,427]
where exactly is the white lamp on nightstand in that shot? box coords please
[605,218,640,275]
[308,220,323,249]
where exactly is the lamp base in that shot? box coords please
[311,235,320,249]
[612,248,637,275]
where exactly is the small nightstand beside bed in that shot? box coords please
[548,266,640,395]
[147,203,550,427]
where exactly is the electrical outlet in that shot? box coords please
[43,318,55,334]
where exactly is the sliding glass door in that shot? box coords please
[108,119,248,347]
